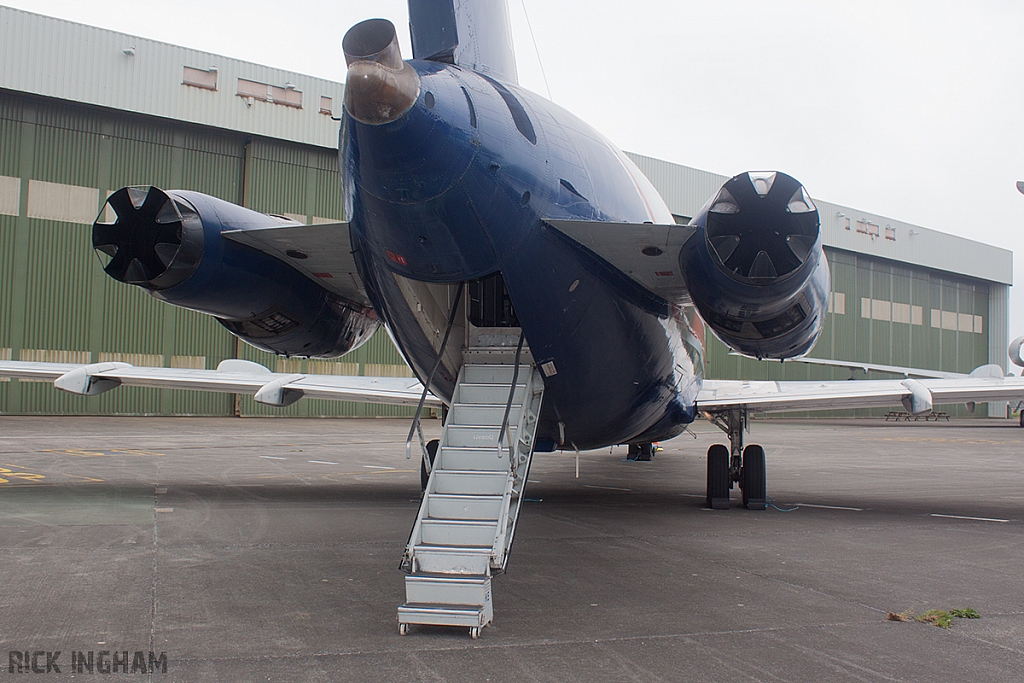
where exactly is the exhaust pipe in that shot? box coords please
[343,18,420,125]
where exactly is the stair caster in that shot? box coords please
[399,623,410,636]
[469,626,481,639]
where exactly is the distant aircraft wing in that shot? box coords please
[545,219,696,300]
[699,375,1024,414]
[222,221,372,308]
[0,359,440,408]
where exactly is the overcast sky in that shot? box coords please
[8,0,1024,345]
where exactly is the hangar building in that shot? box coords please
[0,6,1013,418]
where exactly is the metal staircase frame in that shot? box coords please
[397,326,544,637]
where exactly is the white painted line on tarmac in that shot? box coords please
[259,456,287,460]
[583,484,632,492]
[155,507,173,513]
[308,460,339,465]
[930,513,1009,523]
[362,465,395,470]
[794,503,864,511]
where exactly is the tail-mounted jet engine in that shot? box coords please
[679,171,829,360]
[93,186,379,358]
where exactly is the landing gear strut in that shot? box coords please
[705,408,766,510]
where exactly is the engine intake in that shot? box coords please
[680,171,829,360]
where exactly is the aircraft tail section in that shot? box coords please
[408,0,518,83]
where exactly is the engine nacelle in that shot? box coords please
[679,171,829,360]
[93,187,379,358]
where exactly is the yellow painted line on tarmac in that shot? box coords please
[0,466,45,484]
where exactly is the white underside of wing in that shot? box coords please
[699,376,1024,413]
[0,360,440,408]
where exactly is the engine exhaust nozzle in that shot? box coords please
[343,18,420,125]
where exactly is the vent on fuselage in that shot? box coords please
[480,74,536,145]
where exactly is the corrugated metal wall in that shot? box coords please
[0,6,349,151]
[0,90,414,417]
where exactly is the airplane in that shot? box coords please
[3,0,1024,638]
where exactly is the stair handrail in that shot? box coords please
[405,282,465,470]
[496,330,525,462]
[495,363,544,571]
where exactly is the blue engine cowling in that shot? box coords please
[679,171,829,360]
[93,187,379,358]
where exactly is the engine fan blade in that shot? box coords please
[92,222,124,256]
[153,242,179,268]
[709,234,741,264]
[785,234,815,262]
[748,250,778,279]
[123,257,150,285]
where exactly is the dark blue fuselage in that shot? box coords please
[343,61,701,450]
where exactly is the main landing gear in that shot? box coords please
[705,408,766,510]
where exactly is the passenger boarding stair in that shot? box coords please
[398,329,544,638]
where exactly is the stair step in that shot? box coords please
[398,603,492,629]
[445,425,516,448]
[432,470,509,496]
[412,545,492,574]
[426,493,503,520]
[468,328,524,348]
[437,447,510,472]
[420,519,499,547]
[457,383,528,404]
[404,574,491,606]
[462,364,525,384]
[449,403,522,427]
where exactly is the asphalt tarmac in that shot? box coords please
[1,415,1022,682]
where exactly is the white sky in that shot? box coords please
[8,0,1024,345]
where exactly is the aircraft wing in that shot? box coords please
[545,219,696,301]
[221,221,372,308]
[0,359,440,408]
[751,354,968,379]
[699,375,1024,414]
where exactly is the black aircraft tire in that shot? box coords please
[420,439,440,491]
[706,444,730,509]
[741,445,767,510]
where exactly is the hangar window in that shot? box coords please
[183,66,217,90]
[884,225,896,241]
[237,78,303,108]
[320,96,333,115]
[828,292,845,315]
